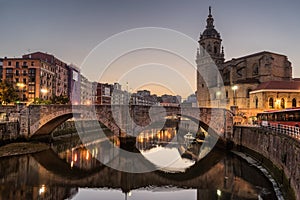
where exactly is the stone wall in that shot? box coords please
[0,122,20,141]
[232,126,300,199]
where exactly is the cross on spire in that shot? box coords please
[209,6,212,16]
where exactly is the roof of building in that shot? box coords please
[253,81,300,91]
[224,51,287,64]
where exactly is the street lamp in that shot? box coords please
[216,91,221,108]
[16,82,25,102]
[41,88,48,100]
[231,85,238,106]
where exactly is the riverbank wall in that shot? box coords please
[232,126,299,200]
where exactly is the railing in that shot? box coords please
[261,123,300,140]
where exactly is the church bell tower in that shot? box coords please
[196,7,224,107]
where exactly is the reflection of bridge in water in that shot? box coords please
[0,142,276,200]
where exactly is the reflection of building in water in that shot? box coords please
[136,127,177,150]
[62,147,99,170]
[0,186,78,200]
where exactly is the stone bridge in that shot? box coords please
[13,105,233,140]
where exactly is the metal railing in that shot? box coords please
[261,123,300,140]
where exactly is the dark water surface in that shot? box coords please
[0,118,279,200]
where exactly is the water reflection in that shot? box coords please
[136,127,196,172]
[0,119,277,199]
[0,142,277,200]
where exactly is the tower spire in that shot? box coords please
[206,6,214,28]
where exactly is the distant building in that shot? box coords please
[159,94,181,106]
[182,92,197,107]
[196,7,293,112]
[130,90,158,106]
[95,83,113,105]
[80,74,93,105]
[68,64,81,104]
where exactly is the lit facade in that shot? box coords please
[196,7,293,111]
[2,58,54,102]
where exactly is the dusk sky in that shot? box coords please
[1,0,300,97]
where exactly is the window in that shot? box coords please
[16,70,19,76]
[207,44,212,52]
[253,64,258,75]
[269,97,274,108]
[226,90,228,98]
[23,78,27,84]
[16,62,19,68]
[23,61,27,66]
[254,96,258,108]
[31,61,34,66]
[246,89,252,98]
[8,61,11,66]
[292,98,297,107]
[280,98,285,109]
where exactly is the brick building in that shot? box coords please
[2,57,54,102]
[22,52,69,98]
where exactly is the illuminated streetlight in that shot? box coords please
[39,185,46,195]
[41,88,48,94]
[231,85,238,106]
[216,91,221,108]
[16,82,25,102]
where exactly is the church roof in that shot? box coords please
[252,81,300,91]
[200,6,221,39]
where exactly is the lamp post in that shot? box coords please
[16,82,25,102]
[231,85,238,106]
[40,88,48,101]
[216,91,221,108]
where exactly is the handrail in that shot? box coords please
[261,123,300,140]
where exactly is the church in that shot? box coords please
[196,7,300,119]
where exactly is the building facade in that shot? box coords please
[249,80,300,110]
[23,52,69,98]
[2,57,54,102]
[197,7,293,113]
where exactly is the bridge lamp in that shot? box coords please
[216,91,221,108]
[41,88,48,100]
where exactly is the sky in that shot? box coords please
[1,0,300,98]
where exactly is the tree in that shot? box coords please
[51,94,70,104]
[0,81,18,104]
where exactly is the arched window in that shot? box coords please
[280,98,285,109]
[207,44,212,52]
[214,46,218,54]
[246,89,252,98]
[253,64,258,75]
[292,98,297,107]
[254,96,258,108]
[269,97,274,108]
